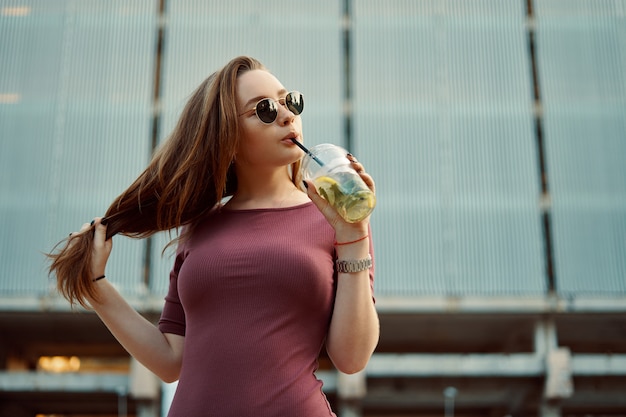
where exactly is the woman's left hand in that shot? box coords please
[303,154,375,237]
[311,154,379,373]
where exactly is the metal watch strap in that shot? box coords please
[335,254,372,274]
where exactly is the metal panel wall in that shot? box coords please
[535,0,626,294]
[353,0,546,295]
[3,1,623,301]
[150,0,344,293]
[157,0,344,145]
[0,1,156,296]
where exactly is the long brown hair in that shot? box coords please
[47,56,302,308]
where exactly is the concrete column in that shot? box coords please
[337,370,366,417]
[539,402,561,417]
[338,401,363,417]
[136,401,159,417]
[535,318,572,417]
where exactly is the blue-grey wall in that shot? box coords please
[1,0,625,299]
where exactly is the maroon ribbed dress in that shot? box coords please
[158,202,375,417]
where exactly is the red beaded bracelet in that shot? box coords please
[334,234,369,246]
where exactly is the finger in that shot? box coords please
[91,217,112,277]
[68,222,93,241]
[303,179,324,207]
[348,158,375,192]
[93,217,110,244]
[303,179,341,227]
[352,162,365,173]
[347,153,365,173]
[67,220,94,249]
[360,172,375,192]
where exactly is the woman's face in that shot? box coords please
[235,69,303,172]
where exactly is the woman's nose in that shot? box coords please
[276,102,296,125]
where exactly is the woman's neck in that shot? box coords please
[226,173,309,210]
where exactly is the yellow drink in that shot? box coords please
[300,144,376,223]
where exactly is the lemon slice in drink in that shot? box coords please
[314,176,340,206]
[344,190,376,222]
[314,175,376,222]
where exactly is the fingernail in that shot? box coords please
[302,181,308,189]
[100,217,108,226]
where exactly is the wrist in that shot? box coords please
[334,224,368,243]
[334,234,368,246]
[336,254,372,274]
[334,238,370,263]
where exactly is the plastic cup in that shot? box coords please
[300,143,376,223]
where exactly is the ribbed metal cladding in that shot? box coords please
[0,1,156,295]
[353,0,546,296]
[150,0,344,293]
[535,0,626,295]
[157,0,344,145]
[4,1,621,302]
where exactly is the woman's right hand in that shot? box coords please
[68,218,184,382]
[70,217,112,281]
[91,217,112,279]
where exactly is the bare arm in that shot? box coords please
[87,280,184,383]
[325,235,379,374]
[303,155,380,374]
[77,219,184,383]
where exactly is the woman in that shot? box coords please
[48,56,379,416]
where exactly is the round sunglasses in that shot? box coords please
[239,91,304,124]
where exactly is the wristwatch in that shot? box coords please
[335,254,372,273]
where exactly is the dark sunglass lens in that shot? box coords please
[256,98,278,123]
[286,92,304,115]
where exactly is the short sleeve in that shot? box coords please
[158,240,187,336]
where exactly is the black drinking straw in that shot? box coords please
[290,138,325,167]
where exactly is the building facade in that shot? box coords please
[1,1,625,416]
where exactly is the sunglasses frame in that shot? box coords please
[239,91,304,124]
